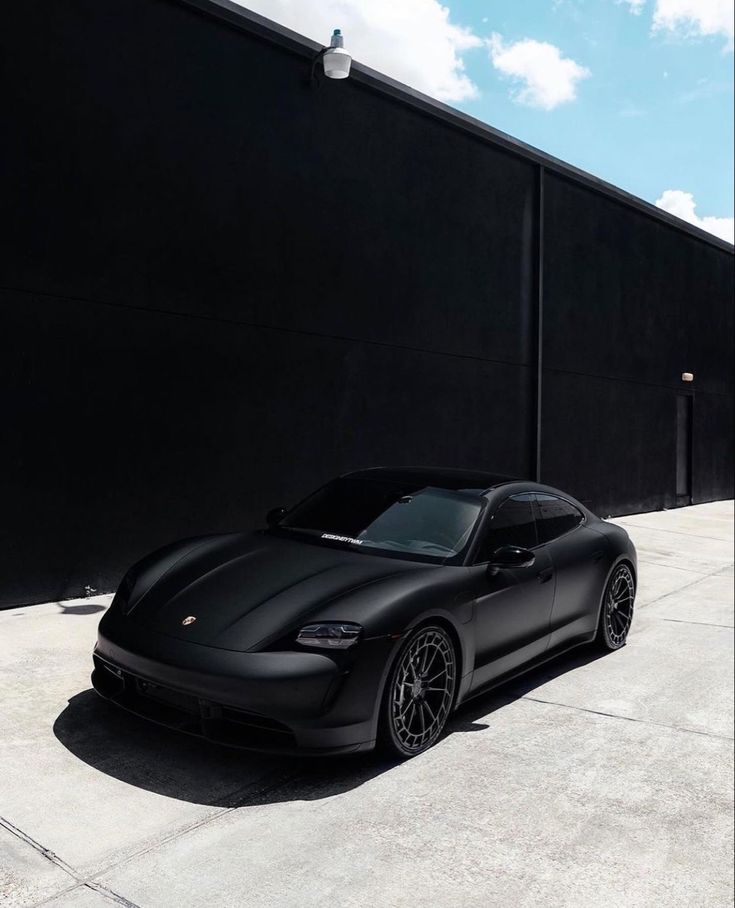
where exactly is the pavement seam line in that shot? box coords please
[661,618,734,629]
[637,562,734,611]
[0,815,79,881]
[31,882,134,908]
[614,522,729,543]
[30,881,84,908]
[84,880,143,907]
[0,816,142,908]
[83,769,300,884]
[634,558,709,576]
[519,695,734,741]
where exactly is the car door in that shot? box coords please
[535,493,607,649]
[468,493,555,692]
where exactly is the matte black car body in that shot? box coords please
[93,467,637,755]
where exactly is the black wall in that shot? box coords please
[2,0,733,607]
[542,175,734,515]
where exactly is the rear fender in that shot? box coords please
[593,553,638,631]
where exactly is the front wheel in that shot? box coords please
[379,625,457,758]
[596,563,636,650]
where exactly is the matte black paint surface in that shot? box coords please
[1,0,732,607]
[93,470,637,753]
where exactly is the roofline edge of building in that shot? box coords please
[178,0,735,256]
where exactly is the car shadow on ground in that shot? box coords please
[58,602,107,616]
[53,646,606,809]
[449,645,605,731]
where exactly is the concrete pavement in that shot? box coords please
[1,501,733,907]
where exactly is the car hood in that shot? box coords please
[122,532,427,652]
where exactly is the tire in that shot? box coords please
[596,563,636,651]
[379,624,458,759]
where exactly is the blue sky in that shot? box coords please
[457,0,733,227]
[244,0,734,241]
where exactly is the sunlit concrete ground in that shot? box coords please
[1,500,733,908]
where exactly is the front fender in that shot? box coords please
[365,607,472,743]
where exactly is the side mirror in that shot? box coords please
[487,545,535,576]
[266,506,288,527]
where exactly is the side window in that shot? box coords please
[535,494,584,543]
[475,494,537,562]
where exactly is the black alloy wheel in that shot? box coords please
[381,625,457,758]
[598,563,635,650]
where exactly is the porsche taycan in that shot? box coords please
[93,467,637,758]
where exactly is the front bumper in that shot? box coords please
[93,620,394,754]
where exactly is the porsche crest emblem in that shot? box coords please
[181,616,197,626]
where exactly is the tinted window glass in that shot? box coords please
[536,494,584,543]
[278,477,484,563]
[476,494,537,562]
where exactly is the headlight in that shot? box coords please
[296,622,362,649]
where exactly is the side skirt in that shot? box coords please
[455,633,596,709]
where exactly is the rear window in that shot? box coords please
[536,494,584,543]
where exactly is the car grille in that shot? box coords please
[135,678,200,713]
[92,654,297,751]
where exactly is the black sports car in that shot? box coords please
[93,467,637,758]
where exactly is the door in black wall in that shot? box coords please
[676,394,693,506]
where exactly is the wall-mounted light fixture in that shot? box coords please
[681,372,694,382]
[323,29,351,79]
[311,29,352,83]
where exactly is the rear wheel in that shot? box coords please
[379,625,457,758]
[596,563,635,650]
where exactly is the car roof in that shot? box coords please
[341,466,520,495]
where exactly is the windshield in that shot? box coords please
[275,476,485,563]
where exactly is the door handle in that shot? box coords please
[537,568,554,584]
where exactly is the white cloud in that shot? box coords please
[237,0,482,102]
[653,0,734,50]
[487,34,590,110]
[655,190,734,243]
[618,0,646,14]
